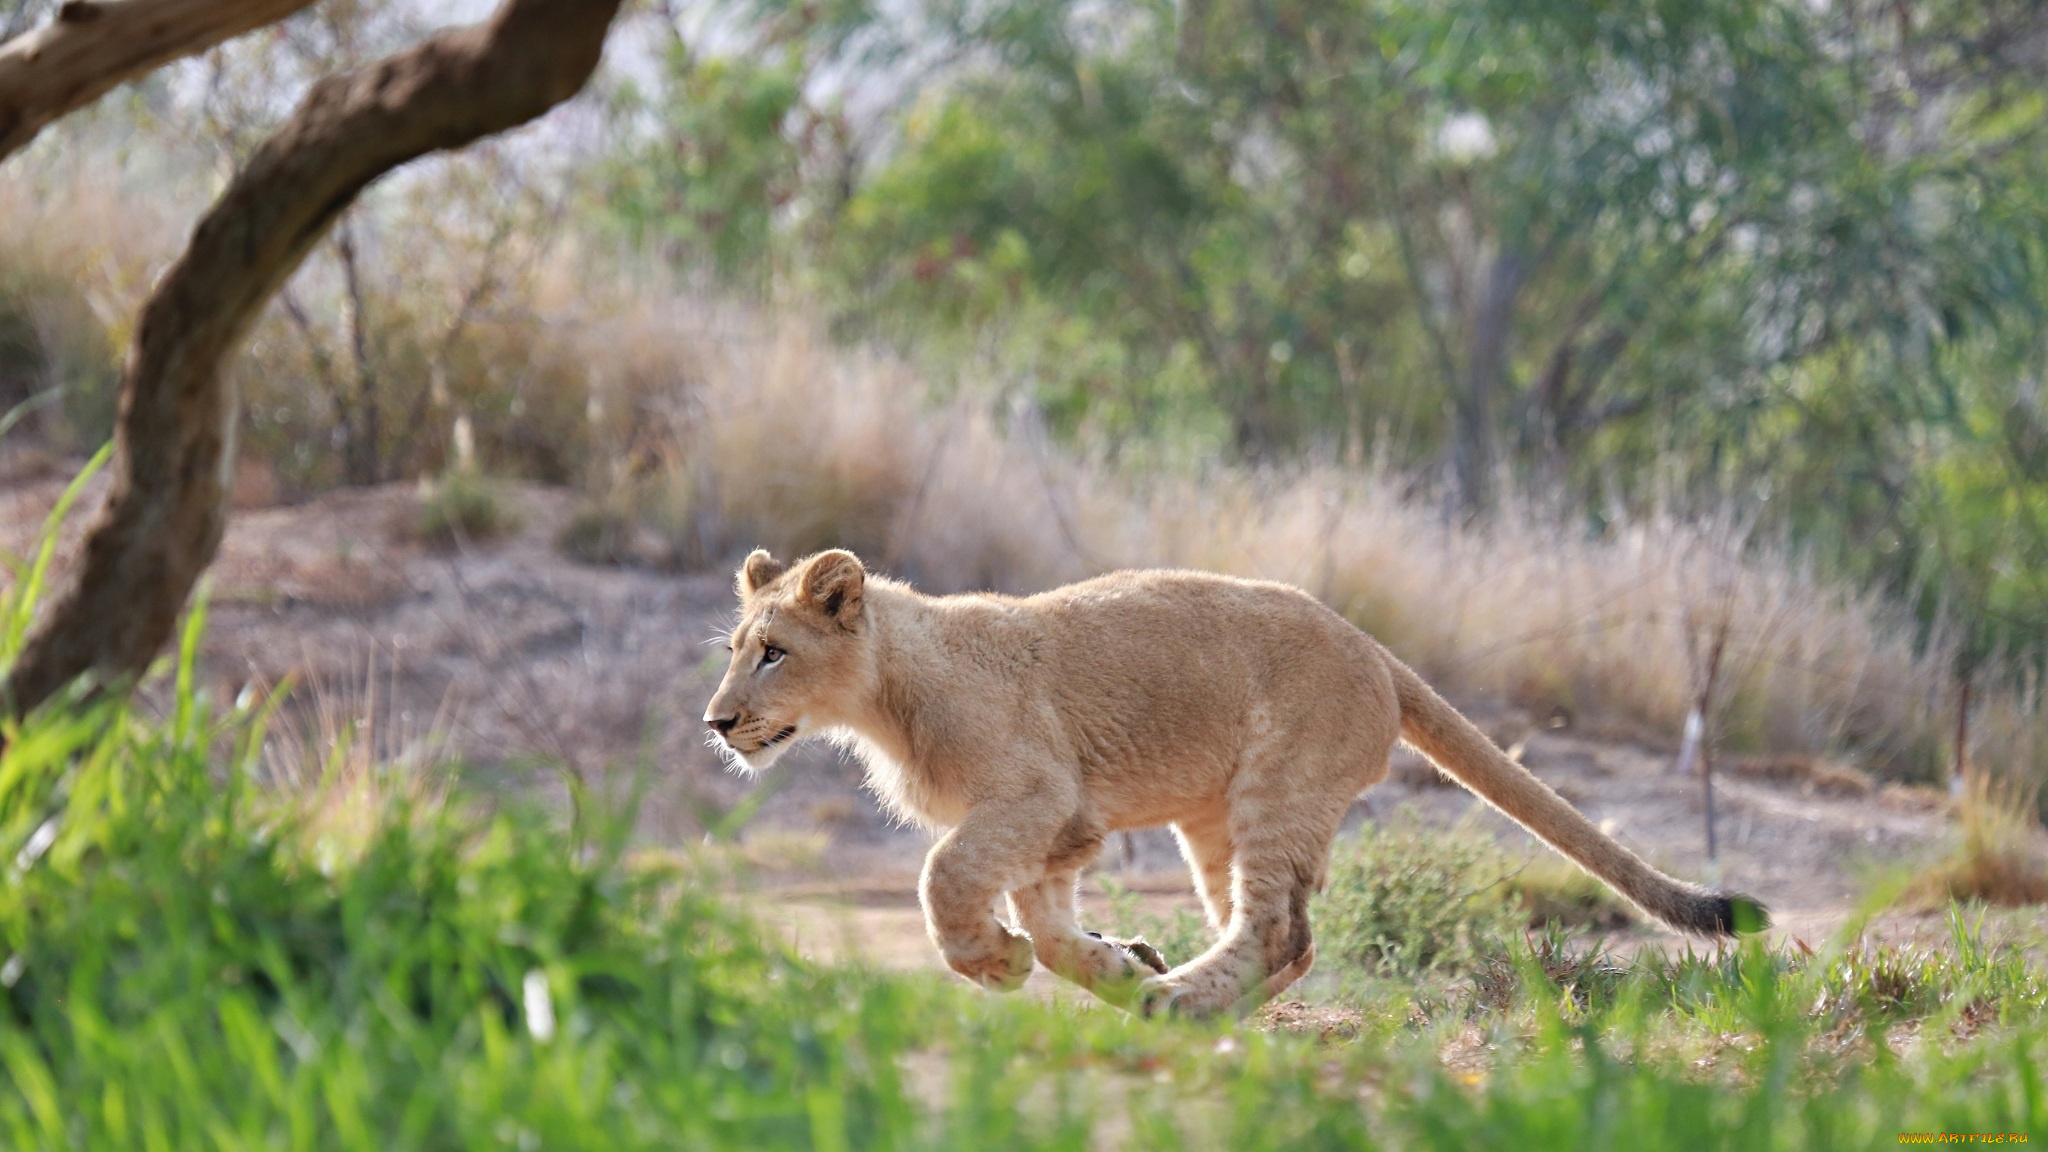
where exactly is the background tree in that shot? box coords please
[0,0,320,161]
[0,0,625,718]
[595,0,2048,673]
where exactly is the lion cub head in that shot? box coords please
[702,548,871,773]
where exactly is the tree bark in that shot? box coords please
[0,0,320,164]
[1452,247,1526,514]
[3,0,623,718]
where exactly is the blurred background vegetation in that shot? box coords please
[5,0,2048,789]
[616,0,2048,670]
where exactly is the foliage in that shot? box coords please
[605,0,2048,672]
[557,498,640,567]
[9,0,2048,791]
[604,41,810,293]
[1313,818,1523,976]
[0,180,134,451]
[415,469,519,548]
[1504,856,1635,932]
[0,656,945,1148]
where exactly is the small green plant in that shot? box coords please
[415,468,518,547]
[1097,875,1211,968]
[1312,818,1522,976]
[1470,922,1635,1016]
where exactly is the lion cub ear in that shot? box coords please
[738,549,787,597]
[801,550,865,628]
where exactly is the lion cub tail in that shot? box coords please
[1387,656,1768,937]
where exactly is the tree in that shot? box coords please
[193,3,576,488]
[0,0,319,162]
[0,0,626,718]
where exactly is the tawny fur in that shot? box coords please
[703,549,1767,1019]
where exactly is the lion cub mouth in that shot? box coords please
[708,722,801,773]
[721,724,800,756]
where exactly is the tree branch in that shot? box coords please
[3,0,623,718]
[0,0,318,163]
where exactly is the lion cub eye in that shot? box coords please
[760,645,785,666]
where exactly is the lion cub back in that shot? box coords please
[1011,570,1395,806]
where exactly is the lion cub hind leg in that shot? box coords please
[1136,845,1318,1019]
[1138,792,1347,1019]
[1171,811,1236,932]
[1008,876,1165,1007]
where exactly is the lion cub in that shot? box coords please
[705,549,1765,1019]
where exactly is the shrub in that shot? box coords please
[414,469,518,547]
[1312,819,1522,976]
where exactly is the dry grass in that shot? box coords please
[0,173,168,447]
[3,154,2046,804]
[1905,774,2048,908]
[1731,753,1876,798]
[253,654,453,872]
[545,279,2035,789]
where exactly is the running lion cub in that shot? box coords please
[704,549,1766,1018]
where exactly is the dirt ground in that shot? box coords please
[0,470,1990,991]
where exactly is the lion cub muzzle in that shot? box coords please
[703,708,800,761]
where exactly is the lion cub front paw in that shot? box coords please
[1085,930,1170,977]
[945,930,1036,992]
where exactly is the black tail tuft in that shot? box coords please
[1692,892,1771,936]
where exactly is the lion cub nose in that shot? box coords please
[705,713,738,736]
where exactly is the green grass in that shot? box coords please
[0,531,2043,1146]
[0,653,2042,1150]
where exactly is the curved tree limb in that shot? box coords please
[0,0,320,163]
[3,0,624,718]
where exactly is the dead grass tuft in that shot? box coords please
[257,655,451,871]
[1906,774,2048,908]
[1732,754,1875,798]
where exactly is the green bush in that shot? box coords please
[1313,819,1523,976]
[415,469,518,547]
